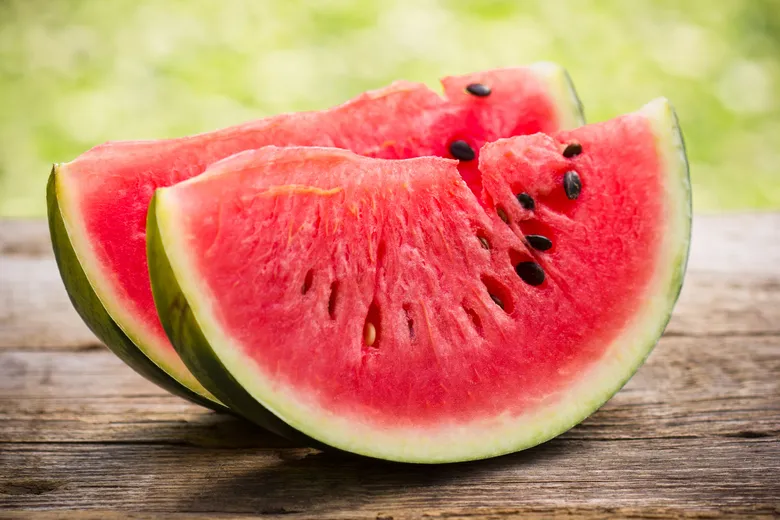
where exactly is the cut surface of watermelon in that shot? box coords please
[149,98,690,462]
[49,64,584,405]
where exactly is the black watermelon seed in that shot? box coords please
[449,140,476,161]
[515,262,545,286]
[489,293,504,309]
[496,207,509,224]
[478,236,490,249]
[563,170,582,200]
[562,142,583,158]
[516,192,535,210]
[465,83,491,97]
[526,234,552,251]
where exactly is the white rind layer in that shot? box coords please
[54,169,219,401]
[529,61,586,130]
[52,63,583,410]
[154,98,691,463]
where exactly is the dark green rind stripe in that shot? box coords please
[147,193,322,444]
[588,102,692,414]
[143,100,691,463]
[669,105,692,301]
[46,168,226,412]
[563,67,586,127]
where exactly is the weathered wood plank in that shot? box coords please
[0,219,96,349]
[664,272,780,336]
[2,509,778,520]
[3,264,778,350]
[2,214,780,350]
[2,215,779,517]
[1,337,777,516]
[1,438,777,516]
[3,509,777,519]
[1,336,778,446]
[0,220,52,257]
[0,256,97,349]
[687,213,780,276]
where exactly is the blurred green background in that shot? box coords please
[1,0,778,216]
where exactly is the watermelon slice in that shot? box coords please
[47,64,584,409]
[148,98,691,462]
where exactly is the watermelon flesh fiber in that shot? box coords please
[51,65,582,406]
[150,99,690,461]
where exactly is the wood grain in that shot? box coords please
[1,336,777,445]
[2,510,778,520]
[3,216,780,350]
[1,509,777,520]
[1,437,777,517]
[0,255,96,349]
[1,215,779,518]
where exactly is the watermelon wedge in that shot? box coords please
[148,98,691,462]
[47,64,584,409]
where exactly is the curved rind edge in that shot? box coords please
[44,63,580,417]
[152,100,691,464]
[46,168,226,412]
[147,192,319,442]
[529,61,586,129]
[54,164,221,404]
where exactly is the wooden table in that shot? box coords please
[1,215,778,519]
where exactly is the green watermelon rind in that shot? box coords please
[144,61,586,445]
[46,169,226,411]
[149,98,691,463]
[528,61,586,129]
[47,63,584,415]
[146,203,317,440]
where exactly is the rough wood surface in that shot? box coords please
[1,215,779,518]
[1,336,777,445]
[3,215,780,349]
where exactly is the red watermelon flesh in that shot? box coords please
[149,99,690,461]
[51,64,583,403]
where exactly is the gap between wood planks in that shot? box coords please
[1,438,778,516]
[1,215,778,516]
[2,335,777,447]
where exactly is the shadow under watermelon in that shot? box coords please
[173,434,580,515]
